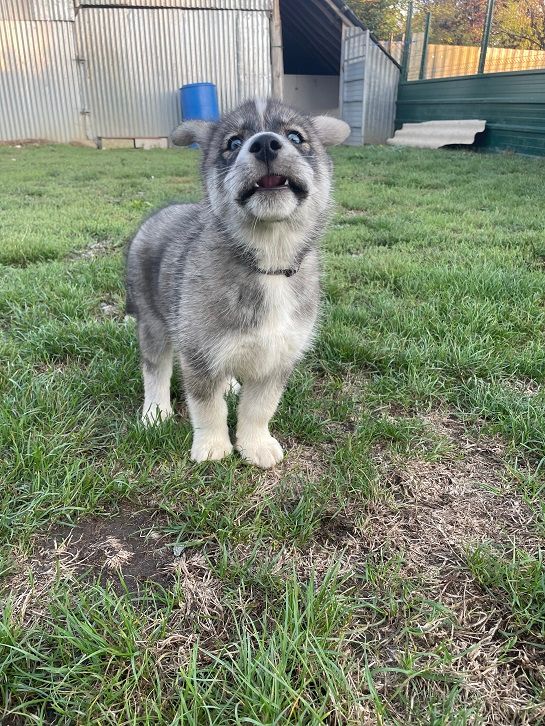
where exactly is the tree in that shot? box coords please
[346,0,405,38]
[347,0,545,50]
[492,0,545,50]
[414,1,485,45]
[346,0,485,43]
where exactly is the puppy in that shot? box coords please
[126,98,349,468]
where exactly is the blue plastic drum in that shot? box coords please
[179,82,220,122]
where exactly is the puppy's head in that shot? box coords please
[172,98,349,225]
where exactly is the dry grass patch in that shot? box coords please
[348,412,545,723]
[67,238,120,261]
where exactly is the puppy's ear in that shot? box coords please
[171,120,215,148]
[311,116,351,146]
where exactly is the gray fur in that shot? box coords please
[126,98,349,467]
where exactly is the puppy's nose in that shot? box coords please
[249,133,283,163]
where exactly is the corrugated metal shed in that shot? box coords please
[0,0,400,145]
[0,1,85,142]
[341,27,399,145]
[76,6,271,139]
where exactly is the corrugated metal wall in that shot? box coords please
[363,37,399,144]
[340,28,399,145]
[76,6,271,139]
[0,0,86,142]
[1,1,397,146]
[340,27,365,144]
[0,0,74,21]
[76,0,270,8]
[1,0,271,143]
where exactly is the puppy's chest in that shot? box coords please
[225,278,315,376]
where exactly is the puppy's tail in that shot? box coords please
[125,281,137,316]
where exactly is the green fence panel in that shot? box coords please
[396,69,545,156]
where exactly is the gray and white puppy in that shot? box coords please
[126,98,349,468]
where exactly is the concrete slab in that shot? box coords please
[135,138,168,150]
[101,138,135,149]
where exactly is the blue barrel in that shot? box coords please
[179,82,220,122]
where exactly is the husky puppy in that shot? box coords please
[126,98,349,468]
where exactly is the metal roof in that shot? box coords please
[281,0,399,76]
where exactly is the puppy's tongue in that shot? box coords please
[257,175,287,188]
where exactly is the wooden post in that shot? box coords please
[271,0,284,99]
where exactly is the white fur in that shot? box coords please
[312,116,351,146]
[208,268,316,382]
[254,97,267,124]
[241,220,307,271]
[185,268,316,467]
[236,378,285,468]
[142,354,173,426]
[185,385,233,463]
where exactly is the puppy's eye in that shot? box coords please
[287,131,303,145]
[227,136,243,151]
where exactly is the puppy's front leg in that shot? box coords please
[183,369,233,463]
[236,375,286,469]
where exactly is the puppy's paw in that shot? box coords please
[141,404,173,427]
[237,435,284,469]
[191,434,233,463]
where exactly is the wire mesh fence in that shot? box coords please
[379,0,545,81]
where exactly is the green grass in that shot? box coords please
[467,544,545,638]
[1,143,545,723]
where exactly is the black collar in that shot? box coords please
[236,245,310,278]
[254,265,299,278]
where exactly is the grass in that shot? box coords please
[1,142,545,723]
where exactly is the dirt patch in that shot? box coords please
[9,504,178,623]
[52,506,173,589]
[67,238,119,261]
[97,297,124,320]
[503,378,541,398]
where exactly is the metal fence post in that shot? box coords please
[401,0,413,82]
[419,11,431,80]
[478,0,495,75]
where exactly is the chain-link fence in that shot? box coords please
[380,0,545,81]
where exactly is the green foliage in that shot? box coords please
[349,0,545,51]
[346,0,406,38]
[493,0,545,51]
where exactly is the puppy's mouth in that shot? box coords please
[238,175,308,202]
[257,174,288,189]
